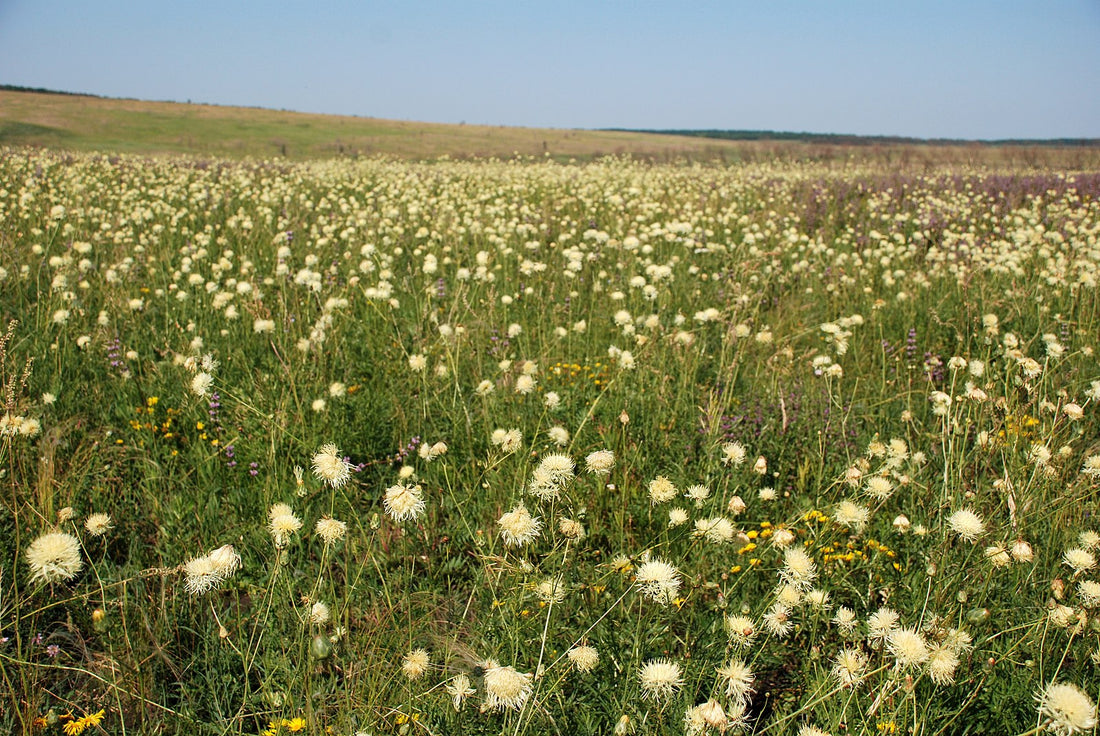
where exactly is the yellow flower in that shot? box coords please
[62,710,105,736]
[282,717,307,732]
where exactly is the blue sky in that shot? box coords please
[2,1,1098,139]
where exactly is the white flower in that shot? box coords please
[1038,682,1097,736]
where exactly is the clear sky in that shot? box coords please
[2,0,1098,139]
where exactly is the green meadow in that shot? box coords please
[1,105,1099,735]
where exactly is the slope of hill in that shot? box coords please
[0,89,750,161]
[2,88,1098,166]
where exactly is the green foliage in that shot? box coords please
[1,148,1099,735]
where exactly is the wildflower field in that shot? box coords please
[2,146,1100,736]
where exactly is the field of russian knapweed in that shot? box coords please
[1,147,1099,736]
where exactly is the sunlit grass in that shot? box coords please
[1,147,1098,735]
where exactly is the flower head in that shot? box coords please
[638,659,683,701]
[312,443,353,489]
[1038,682,1098,736]
[446,674,476,711]
[483,663,533,711]
[585,449,615,475]
[1064,548,1097,576]
[25,532,83,584]
[183,544,241,594]
[634,557,682,605]
[498,504,542,546]
[781,547,818,589]
[402,649,430,680]
[268,503,303,547]
[648,476,678,504]
[887,627,929,669]
[384,483,426,523]
[84,513,113,537]
[314,516,347,545]
[717,657,755,703]
[948,508,985,542]
[567,645,599,673]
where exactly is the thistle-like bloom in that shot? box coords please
[835,500,870,531]
[190,372,214,397]
[648,476,678,504]
[724,615,757,648]
[490,428,523,454]
[948,508,985,542]
[567,645,599,672]
[384,483,426,523]
[864,475,894,500]
[1037,682,1098,736]
[1078,580,1100,608]
[1082,455,1100,478]
[312,443,353,489]
[402,649,430,680]
[833,606,858,634]
[268,503,303,547]
[925,646,960,685]
[720,441,747,466]
[534,576,566,603]
[762,602,794,637]
[309,601,331,625]
[314,516,347,545]
[446,674,476,711]
[638,659,683,701]
[84,513,114,537]
[717,657,755,703]
[831,647,868,688]
[1063,548,1097,575]
[797,726,831,736]
[887,627,929,669]
[585,449,615,475]
[634,558,682,605]
[183,544,241,595]
[483,663,533,711]
[694,516,734,543]
[25,532,83,584]
[867,607,900,642]
[685,699,744,735]
[497,504,542,546]
[781,547,818,589]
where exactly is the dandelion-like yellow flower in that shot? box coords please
[62,709,105,736]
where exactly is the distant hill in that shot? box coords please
[0,87,762,162]
[2,86,1098,164]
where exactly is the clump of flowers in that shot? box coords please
[182,544,242,595]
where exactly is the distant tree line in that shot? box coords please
[0,84,93,97]
[603,128,1100,147]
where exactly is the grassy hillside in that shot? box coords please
[4,88,1100,166]
[0,89,755,161]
